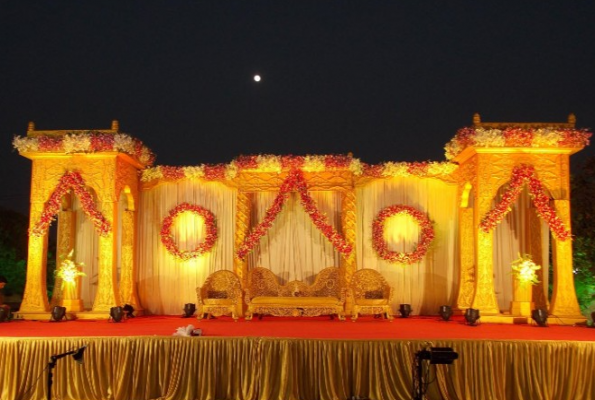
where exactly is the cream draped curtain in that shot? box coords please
[355,177,460,315]
[246,191,342,285]
[137,181,237,315]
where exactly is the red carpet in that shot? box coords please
[1,315,593,341]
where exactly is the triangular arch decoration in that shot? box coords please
[30,171,111,237]
[479,164,570,240]
[236,168,352,260]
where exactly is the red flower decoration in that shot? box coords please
[372,205,434,264]
[30,171,111,237]
[160,203,218,260]
[236,169,352,260]
[479,164,571,241]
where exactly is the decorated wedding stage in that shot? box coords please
[3,114,595,399]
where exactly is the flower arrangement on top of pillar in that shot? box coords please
[56,250,86,312]
[510,254,541,316]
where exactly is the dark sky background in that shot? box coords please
[1,1,594,215]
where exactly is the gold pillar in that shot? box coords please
[119,210,142,312]
[472,230,500,315]
[455,207,475,312]
[550,200,582,319]
[529,207,548,310]
[18,202,49,316]
[234,191,251,316]
[341,189,357,314]
[92,201,120,312]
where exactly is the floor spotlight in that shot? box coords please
[464,308,480,326]
[50,306,67,322]
[531,308,548,327]
[110,306,124,322]
[399,304,412,318]
[183,303,196,318]
[123,304,135,318]
[438,305,452,321]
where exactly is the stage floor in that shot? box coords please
[1,314,593,341]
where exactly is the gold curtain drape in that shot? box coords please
[1,337,594,400]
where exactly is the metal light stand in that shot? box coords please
[47,346,86,400]
[413,347,459,400]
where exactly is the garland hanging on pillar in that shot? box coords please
[236,169,352,260]
[479,164,571,241]
[30,171,111,237]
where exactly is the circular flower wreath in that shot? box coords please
[160,203,217,260]
[372,205,435,264]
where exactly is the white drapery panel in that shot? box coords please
[137,181,236,315]
[493,185,550,311]
[246,191,342,285]
[356,178,460,315]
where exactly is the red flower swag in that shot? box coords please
[479,164,571,240]
[160,203,218,260]
[30,171,111,237]
[372,205,434,264]
[236,169,352,260]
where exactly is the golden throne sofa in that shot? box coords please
[244,266,346,320]
[349,268,394,321]
[196,270,242,321]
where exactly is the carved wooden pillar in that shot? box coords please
[119,210,142,311]
[528,207,548,310]
[92,201,120,312]
[455,207,475,312]
[234,190,251,316]
[550,200,582,317]
[19,202,49,314]
[341,189,357,314]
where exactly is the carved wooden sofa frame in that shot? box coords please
[196,270,242,321]
[349,268,394,321]
[244,266,346,320]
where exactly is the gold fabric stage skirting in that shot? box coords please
[1,336,594,400]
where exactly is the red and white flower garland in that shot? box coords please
[160,203,218,260]
[372,205,434,264]
[30,171,111,237]
[479,164,571,240]
[236,169,352,260]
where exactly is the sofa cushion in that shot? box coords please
[251,296,339,306]
[355,299,388,306]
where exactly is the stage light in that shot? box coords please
[48,345,87,400]
[183,303,196,318]
[399,304,412,318]
[464,308,480,326]
[0,307,8,322]
[50,306,66,322]
[438,305,452,321]
[72,344,87,365]
[110,306,124,322]
[123,304,135,318]
[417,347,459,364]
[531,308,548,327]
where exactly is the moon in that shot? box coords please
[253,75,261,82]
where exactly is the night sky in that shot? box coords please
[2,1,594,215]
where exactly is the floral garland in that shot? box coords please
[141,155,457,184]
[30,171,111,237]
[160,203,218,260]
[236,169,352,260]
[444,127,592,161]
[13,132,155,166]
[479,164,571,240]
[372,205,435,264]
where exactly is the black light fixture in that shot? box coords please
[109,306,124,322]
[183,303,196,318]
[464,308,480,326]
[0,307,8,322]
[531,308,548,327]
[123,304,135,318]
[399,304,412,318]
[47,344,87,400]
[50,306,67,322]
[413,347,458,400]
[438,305,453,321]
